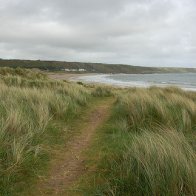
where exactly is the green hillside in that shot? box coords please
[0,59,195,73]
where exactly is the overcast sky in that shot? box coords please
[0,0,196,67]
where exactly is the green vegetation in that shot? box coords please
[78,87,196,196]
[0,67,195,196]
[1,59,196,73]
[0,67,91,195]
[0,67,46,80]
[91,86,113,97]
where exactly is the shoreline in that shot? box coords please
[47,72,196,91]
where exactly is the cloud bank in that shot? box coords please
[0,0,196,67]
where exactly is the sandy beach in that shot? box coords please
[46,72,196,91]
[47,72,97,81]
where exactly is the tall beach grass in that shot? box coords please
[0,68,90,194]
[82,87,196,195]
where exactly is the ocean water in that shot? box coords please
[74,73,196,91]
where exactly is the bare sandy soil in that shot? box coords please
[47,72,96,81]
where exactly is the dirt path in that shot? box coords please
[35,98,113,195]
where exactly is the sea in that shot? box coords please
[73,73,196,91]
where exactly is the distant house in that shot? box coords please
[78,69,86,72]
[62,68,86,72]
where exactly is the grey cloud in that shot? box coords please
[0,0,196,67]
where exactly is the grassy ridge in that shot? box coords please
[80,87,196,195]
[1,59,196,73]
[0,59,161,73]
[0,68,91,195]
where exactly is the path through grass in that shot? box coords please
[24,97,114,195]
[76,87,196,196]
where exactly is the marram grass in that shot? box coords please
[1,68,195,195]
[0,68,91,195]
[106,130,196,195]
[80,87,196,196]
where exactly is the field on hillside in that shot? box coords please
[78,87,196,196]
[1,59,196,73]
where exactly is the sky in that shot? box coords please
[0,0,196,67]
